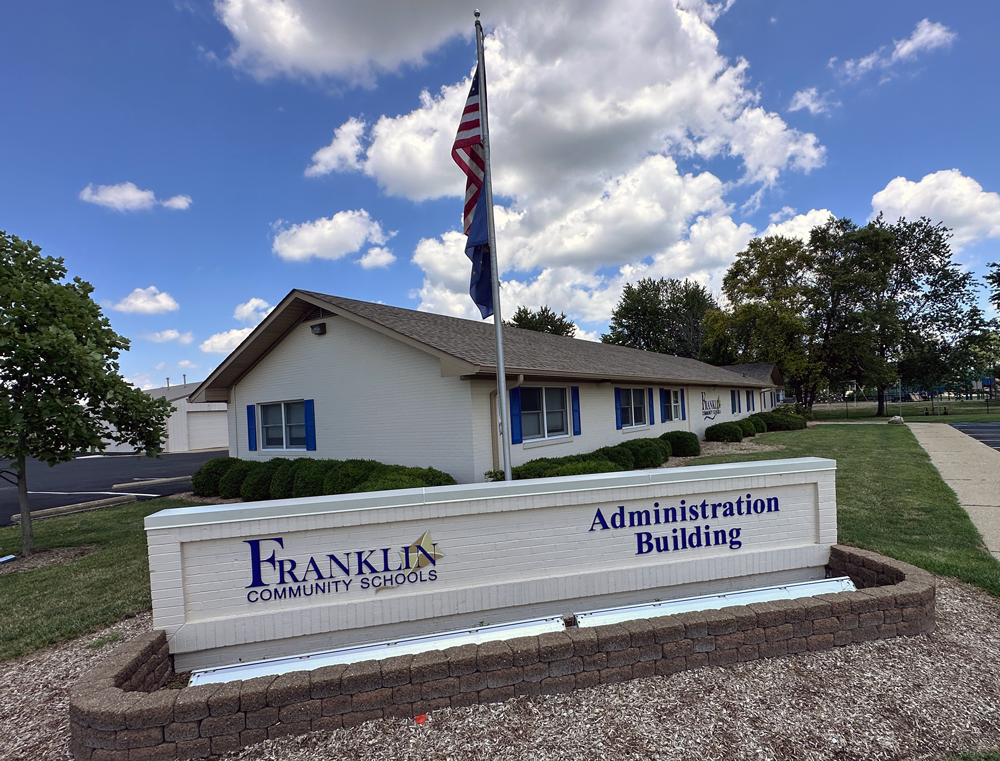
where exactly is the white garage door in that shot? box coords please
[187,411,229,451]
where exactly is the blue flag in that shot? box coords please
[465,189,493,319]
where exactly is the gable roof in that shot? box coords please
[720,363,785,389]
[190,290,769,402]
[143,382,204,403]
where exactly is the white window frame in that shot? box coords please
[620,387,648,429]
[664,388,681,421]
[519,386,571,441]
[260,400,307,450]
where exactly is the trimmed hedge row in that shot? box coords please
[660,430,700,457]
[191,456,457,500]
[493,435,676,481]
[757,411,808,431]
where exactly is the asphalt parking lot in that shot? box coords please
[951,422,1000,452]
[0,449,225,525]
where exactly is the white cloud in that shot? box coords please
[109,287,180,314]
[161,194,193,210]
[79,182,193,212]
[788,87,839,116]
[871,170,1000,251]
[128,374,156,391]
[272,209,391,261]
[220,1,825,327]
[234,297,275,323]
[305,117,366,176]
[142,329,194,344]
[358,247,396,269]
[762,208,835,241]
[891,18,957,63]
[769,206,796,223]
[835,18,956,81]
[200,328,254,354]
[177,360,199,369]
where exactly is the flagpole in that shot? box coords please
[475,11,513,482]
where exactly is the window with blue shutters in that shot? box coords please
[258,400,313,450]
[660,388,681,421]
[511,386,575,443]
[616,387,647,428]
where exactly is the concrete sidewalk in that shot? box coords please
[908,422,1000,559]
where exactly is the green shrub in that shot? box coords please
[407,466,457,487]
[660,430,700,457]
[218,460,257,499]
[270,458,305,499]
[705,422,743,443]
[747,415,767,434]
[618,438,666,468]
[596,445,635,470]
[240,459,284,502]
[292,459,339,498]
[511,457,563,480]
[736,418,757,438]
[322,459,386,495]
[654,438,672,463]
[758,411,807,431]
[550,460,622,477]
[191,457,239,497]
[350,473,426,493]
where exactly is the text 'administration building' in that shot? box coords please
[189,290,776,483]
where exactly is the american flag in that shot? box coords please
[452,66,485,235]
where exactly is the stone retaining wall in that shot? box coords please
[69,545,936,760]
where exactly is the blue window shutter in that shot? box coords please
[246,405,257,451]
[509,387,523,445]
[304,399,316,451]
[614,387,623,430]
[647,388,654,425]
[660,389,667,423]
[680,389,686,420]
[731,390,737,414]
[571,386,581,435]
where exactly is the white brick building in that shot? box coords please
[190,290,776,483]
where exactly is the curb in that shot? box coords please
[10,495,137,523]
[112,475,192,490]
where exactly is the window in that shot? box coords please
[519,387,568,440]
[261,401,307,449]
[661,388,682,422]
[619,387,647,428]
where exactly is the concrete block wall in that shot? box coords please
[70,545,935,760]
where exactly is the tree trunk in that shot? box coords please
[876,387,886,417]
[17,454,33,557]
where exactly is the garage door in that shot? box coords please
[187,410,229,451]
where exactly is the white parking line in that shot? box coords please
[29,490,161,498]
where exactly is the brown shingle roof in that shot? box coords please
[303,291,766,387]
[191,289,770,403]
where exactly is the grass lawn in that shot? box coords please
[0,497,194,663]
[812,398,1000,424]
[688,424,1000,597]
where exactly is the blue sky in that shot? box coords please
[2,0,998,389]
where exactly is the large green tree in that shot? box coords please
[706,216,981,414]
[503,305,576,337]
[0,232,172,555]
[602,277,717,358]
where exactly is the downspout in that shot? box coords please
[490,374,523,473]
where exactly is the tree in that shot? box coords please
[503,305,576,336]
[0,232,172,555]
[708,216,980,414]
[987,261,1000,313]
[602,277,717,358]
